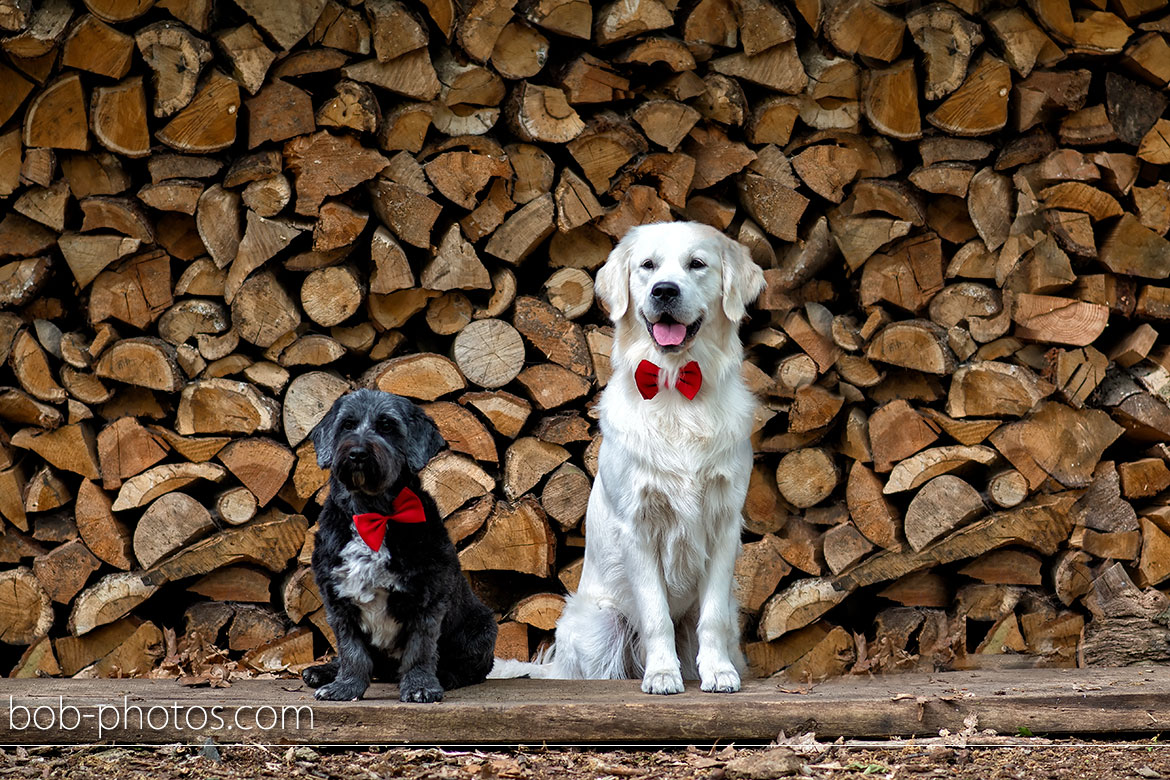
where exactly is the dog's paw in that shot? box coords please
[313,679,367,701]
[700,664,741,693]
[399,671,444,703]
[302,664,336,689]
[641,668,684,695]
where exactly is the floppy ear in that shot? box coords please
[402,404,446,473]
[309,400,343,469]
[594,228,637,321]
[720,234,767,323]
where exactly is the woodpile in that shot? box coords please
[2,0,1170,683]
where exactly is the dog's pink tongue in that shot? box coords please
[653,322,687,346]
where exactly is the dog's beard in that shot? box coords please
[334,442,402,495]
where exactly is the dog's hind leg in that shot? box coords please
[439,605,498,690]
[551,592,633,680]
[301,658,338,688]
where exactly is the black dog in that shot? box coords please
[301,389,497,702]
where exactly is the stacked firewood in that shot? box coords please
[2,0,1170,681]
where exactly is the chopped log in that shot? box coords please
[1119,457,1170,499]
[883,444,998,493]
[299,266,363,329]
[32,538,99,604]
[823,523,874,575]
[366,353,465,401]
[544,268,594,320]
[284,131,388,217]
[845,462,901,550]
[926,54,1011,136]
[459,498,555,578]
[503,437,569,500]
[506,83,584,143]
[282,371,349,449]
[216,437,295,507]
[510,593,564,632]
[866,320,956,375]
[423,401,496,464]
[987,468,1030,508]
[868,400,939,473]
[175,378,280,435]
[418,451,494,517]
[133,492,216,568]
[733,534,791,613]
[947,361,1053,419]
[907,4,983,100]
[862,60,921,141]
[989,401,1123,489]
[775,448,839,509]
[905,475,986,551]
[94,337,184,393]
[215,486,259,526]
[453,319,526,390]
[68,571,158,636]
[0,567,52,645]
[1137,517,1170,587]
[75,478,133,570]
[111,461,226,511]
[758,578,846,641]
[155,69,239,153]
[461,391,531,439]
[1072,525,1140,560]
[24,73,89,151]
[142,509,306,586]
[540,463,590,530]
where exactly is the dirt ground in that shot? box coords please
[5,738,1170,780]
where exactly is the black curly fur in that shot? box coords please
[302,389,497,703]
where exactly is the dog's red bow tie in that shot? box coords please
[635,359,702,400]
[352,487,425,551]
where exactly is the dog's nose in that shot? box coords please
[347,448,369,464]
[651,282,680,301]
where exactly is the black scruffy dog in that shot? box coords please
[301,389,497,702]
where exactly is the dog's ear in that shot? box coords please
[720,234,766,324]
[403,404,446,473]
[595,227,638,321]
[309,400,342,469]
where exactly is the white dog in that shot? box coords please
[492,221,766,694]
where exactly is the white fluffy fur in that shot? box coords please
[491,221,765,694]
[334,536,404,652]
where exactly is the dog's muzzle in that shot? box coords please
[643,282,702,350]
[335,438,399,493]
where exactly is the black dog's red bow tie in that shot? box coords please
[635,359,702,400]
[352,487,425,551]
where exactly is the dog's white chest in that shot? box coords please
[335,536,404,651]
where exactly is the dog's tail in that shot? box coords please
[487,647,559,679]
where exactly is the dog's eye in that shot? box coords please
[376,417,394,432]
[640,259,654,270]
[689,257,706,270]
[340,419,356,431]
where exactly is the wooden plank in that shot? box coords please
[0,669,1168,743]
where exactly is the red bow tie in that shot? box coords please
[352,487,426,551]
[635,359,702,400]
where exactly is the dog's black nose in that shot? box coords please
[651,282,680,301]
[347,448,369,464]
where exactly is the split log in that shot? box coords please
[458,498,555,578]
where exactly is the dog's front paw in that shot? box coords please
[302,663,337,689]
[700,663,741,693]
[313,678,368,701]
[399,670,444,703]
[641,668,684,695]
